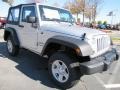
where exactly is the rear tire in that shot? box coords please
[6,36,19,56]
[48,52,81,89]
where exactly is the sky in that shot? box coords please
[0,0,120,24]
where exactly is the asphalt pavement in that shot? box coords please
[0,29,120,90]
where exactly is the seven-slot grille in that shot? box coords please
[96,36,110,52]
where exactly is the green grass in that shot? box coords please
[112,38,120,41]
[111,38,120,44]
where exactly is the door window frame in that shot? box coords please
[7,6,21,25]
[21,5,37,23]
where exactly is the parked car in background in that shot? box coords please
[0,17,6,28]
[97,24,106,29]
[118,25,120,30]
[115,24,120,31]
[84,22,91,28]
[110,24,120,30]
[106,24,111,29]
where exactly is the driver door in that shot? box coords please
[19,5,38,51]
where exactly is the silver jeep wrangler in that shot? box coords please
[4,3,119,89]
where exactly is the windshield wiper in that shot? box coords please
[45,18,74,25]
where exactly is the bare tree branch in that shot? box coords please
[64,0,103,23]
[2,0,14,6]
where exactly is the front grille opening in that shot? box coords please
[96,36,109,52]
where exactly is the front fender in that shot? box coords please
[4,27,20,46]
[42,36,94,56]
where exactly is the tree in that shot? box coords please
[64,0,85,20]
[98,21,102,24]
[64,0,103,23]
[64,0,90,25]
[2,0,14,6]
[83,0,93,23]
[84,6,92,22]
[103,21,107,25]
[88,0,103,22]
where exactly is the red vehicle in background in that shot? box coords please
[0,17,6,28]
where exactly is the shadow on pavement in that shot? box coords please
[0,41,59,89]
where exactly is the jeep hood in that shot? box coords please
[41,22,106,39]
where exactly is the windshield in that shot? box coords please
[39,5,73,23]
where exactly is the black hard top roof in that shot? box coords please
[9,3,69,11]
[10,3,36,8]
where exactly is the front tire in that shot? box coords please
[48,52,81,89]
[6,36,19,56]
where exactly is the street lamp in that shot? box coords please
[107,10,118,25]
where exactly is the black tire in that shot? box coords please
[6,36,19,56]
[48,52,81,89]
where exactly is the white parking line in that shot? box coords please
[94,59,120,89]
[104,84,120,89]
[107,60,120,84]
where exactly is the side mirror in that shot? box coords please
[27,16,37,23]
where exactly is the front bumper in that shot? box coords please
[80,48,119,75]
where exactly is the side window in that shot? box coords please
[8,14,13,21]
[22,6,36,22]
[59,10,72,22]
[8,8,20,23]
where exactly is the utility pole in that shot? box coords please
[111,13,114,25]
[82,0,85,26]
[92,6,95,22]
[107,11,114,25]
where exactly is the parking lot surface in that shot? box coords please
[0,29,120,90]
